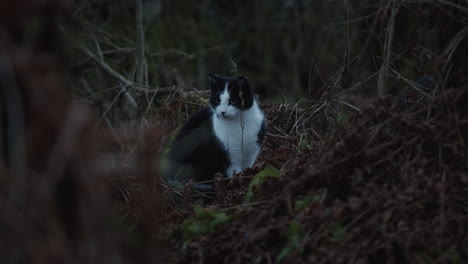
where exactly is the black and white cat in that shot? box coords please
[165,73,266,186]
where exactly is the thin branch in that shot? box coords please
[294,100,328,132]
[92,33,104,61]
[135,0,146,85]
[436,0,468,14]
[74,47,136,66]
[344,0,350,67]
[388,67,432,98]
[81,77,123,144]
[332,100,361,112]
[118,82,138,111]
[82,47,133,86]
[83,45,184,106]
[377,1,399,96]
[81,47,139,114]
[356,1,391,66]
[441,25,468,73]
[321,11,379,29]
[80,49,185,97]
[96,90,124,126]
[130,85,180,95]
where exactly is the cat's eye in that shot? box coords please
[215,98,220,103]
[229,98,237,105]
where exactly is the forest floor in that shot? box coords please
[110,85,468,263]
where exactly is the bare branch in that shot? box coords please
[135,0,146,85]
[81,47,183,97]
[81,47,138,114]
[436,0,468,14]
[118,82,138,110]
[377,2,399,96]
[81,47,133,87]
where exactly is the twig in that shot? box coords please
[135,0,146,85]
[332,100,361,112]
[295,100,328,131]
[82,47,183,97]
[118,82,138,111]
[82,47,138,113]
[150,48,193,59]
[334,51,406,99]
[130,84,178,94]
[92,33,103,61]
[314,64,326,86]
[321,11,379,29]
[96,90,124,126]
[441,25,468,73]
[377,1,399,96]
[308,60,314,98]
[81,77,123,145]
[436,0,468,14]
[355,1,390,66]
[344,0,350,68]
[388,67,432,98]
[309,127,325,145]
[82,47,133,86]
[74,47,136,66]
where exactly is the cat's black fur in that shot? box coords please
[165,108,229,184]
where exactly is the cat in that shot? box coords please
[165,73,266,188]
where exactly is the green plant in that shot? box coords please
[293,195,319,214]
[298,139,312,151]
[276,220,305,263]
[328,223,346,241]
[245,165,281,202]
[179,205,230,249]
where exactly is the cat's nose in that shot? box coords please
[221,111,226,116]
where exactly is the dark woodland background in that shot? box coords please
[70,0,467,121]
[1,0,468,263]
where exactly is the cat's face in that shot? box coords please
[209,73,254,118]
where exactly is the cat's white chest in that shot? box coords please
[212,102,264,177]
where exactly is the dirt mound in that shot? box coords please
[169,86,468,263]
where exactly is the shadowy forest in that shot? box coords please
[1,0,468,263]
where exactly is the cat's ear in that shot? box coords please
[236,75,252,93]
[208,72,219,89]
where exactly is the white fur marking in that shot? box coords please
[213,99,264,178]
[216,84,230,117]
